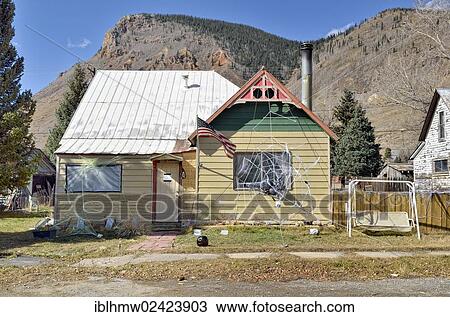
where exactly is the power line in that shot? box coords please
[25,24,179,121]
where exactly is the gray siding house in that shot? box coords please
[411,89,450,190]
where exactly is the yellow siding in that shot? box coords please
[55,130,331,225]
[192,130,331,223]
[181,151,196,192]
[55,155,153,223]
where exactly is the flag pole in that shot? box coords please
[195,116,200,221]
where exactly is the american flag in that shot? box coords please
[197,117,236,158]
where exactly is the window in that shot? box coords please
[439,111,445,140]
[66,165,122,192]
[233,152,291,194]
[434,159,448,173]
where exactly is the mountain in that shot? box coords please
[32,9,450,158]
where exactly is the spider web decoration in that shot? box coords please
[231,101,324,222]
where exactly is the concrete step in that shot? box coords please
[152,222,182,232]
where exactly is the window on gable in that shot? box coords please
[233,152,291,195]
[433,159,448,173]
[439,111,445,140]
[66,165,122,192]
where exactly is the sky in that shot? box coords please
[12,0,414,93]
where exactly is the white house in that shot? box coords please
[411,88,450,190]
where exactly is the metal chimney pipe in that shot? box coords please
[300,43,313,111]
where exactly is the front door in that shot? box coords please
[155,161,179,222]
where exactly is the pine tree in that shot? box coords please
[333,106,383,177]
[384,147,392,161]
[330,90,359,175]
[0,0,36,194]
[332,89,358,136]
[45,64,88,162]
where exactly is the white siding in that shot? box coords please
[414,97,450,190]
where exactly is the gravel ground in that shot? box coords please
[3,277,450,297]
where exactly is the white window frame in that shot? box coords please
[438,111,445,140]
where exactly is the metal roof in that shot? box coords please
[31,149,56,175]
[56,70,239,155]
[383,163,413,172]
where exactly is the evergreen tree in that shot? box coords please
[384,147,392,160]
[0,0,36,194]
[45,64,88,162]
[333,89,359,135]
[333,106,383,177]
[331,89,359,174]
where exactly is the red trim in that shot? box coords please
[189,68,337,140]
[151,160,158,221]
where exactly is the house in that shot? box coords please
[411,88,450,190]
[28,149,56,202]
[54,46,336,225]
[377,162,413,181]
[54,70,238,223]
[189,69,336,224]
[6,149,55,210]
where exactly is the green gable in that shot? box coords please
[211,102,324,132]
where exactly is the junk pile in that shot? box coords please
[32,215,151,239]
[108,216,150,238]
[32,216,103,239]
[32,217,56,238]
[55,217,103,238]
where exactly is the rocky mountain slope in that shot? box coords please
[32,9,450,157]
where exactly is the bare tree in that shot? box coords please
[379,55,440,114]
[412,0,450,60]
[376,1,450,116]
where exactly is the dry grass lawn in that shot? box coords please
[1,213,450,285]
[0,212,144,261]
[172,225,450,253]
[1,255,450,286]
[1,213,450,261]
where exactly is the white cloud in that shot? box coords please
[422,0,450,9]
[67,38,91,49]
[412,0,449,10]
[326,22,355,37]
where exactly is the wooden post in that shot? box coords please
[53,155,60,220]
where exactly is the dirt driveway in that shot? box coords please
[3,277,450,297]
